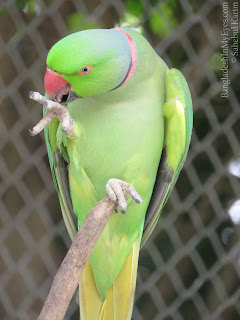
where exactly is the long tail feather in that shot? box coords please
[80,236,140,320]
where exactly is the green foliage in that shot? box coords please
[67,12,99,33]
[15,0,30,9]
[15,0,36,11]
[0,8,7,18]
[149,0,180,37]
[123,0,145,34]
[120,13,143,34]
[0,0,38,16]
[125,0,144,17]
[209,52,224,71]
[149,10,171,37]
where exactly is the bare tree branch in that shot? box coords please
[37,185,137,320]
[38,195,114,320]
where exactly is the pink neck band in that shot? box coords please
[113,28,137,86]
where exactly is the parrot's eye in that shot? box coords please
[79,65,92,75]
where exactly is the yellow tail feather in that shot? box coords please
[80,236,140,320]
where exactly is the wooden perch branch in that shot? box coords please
[38,195,115,320]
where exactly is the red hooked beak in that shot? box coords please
[44,68,71,103]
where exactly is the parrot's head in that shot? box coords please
[44,28,135,103]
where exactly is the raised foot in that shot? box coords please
[29,91,74,137]
[106,179,142,214]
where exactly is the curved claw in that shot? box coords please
[106,179,142,214]
[61,127,68,133]
[130,190,143,204]
[61,125,70,133]
[133,197,142,204]
[29,129,38,136]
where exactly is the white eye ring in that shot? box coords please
[79,65,92,75]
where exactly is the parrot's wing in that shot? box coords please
[44,116,77,241]
[141,68,193,248]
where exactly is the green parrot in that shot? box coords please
[42,27,193,320]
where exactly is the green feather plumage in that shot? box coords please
[44,27,193,313]
[53,31,167,298]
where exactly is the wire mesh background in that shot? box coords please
[0,0,240,319]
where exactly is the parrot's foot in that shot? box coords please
[29,91,74,137]
[106,179,142,214]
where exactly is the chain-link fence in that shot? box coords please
[0,0,240,319]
